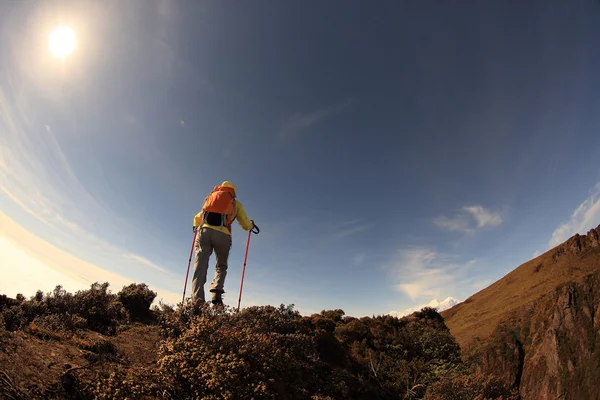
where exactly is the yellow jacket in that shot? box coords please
[193,199,253,236]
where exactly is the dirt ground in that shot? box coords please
[0,323,161,399]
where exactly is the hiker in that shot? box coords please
[191,181,257,306]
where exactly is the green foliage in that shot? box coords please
[117,283,157,322]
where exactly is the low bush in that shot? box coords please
[117,283,157,322]
[0,283,127,335]
[150,303,476,399]
[424,372,521,399]
[0,285,520,399]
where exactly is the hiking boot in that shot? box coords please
[210,290,223,306]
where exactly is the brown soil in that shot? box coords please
[0,323,160,398]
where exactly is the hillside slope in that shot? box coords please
[474,272,600,400]
[441,224,600,399]
[441,224,600,353]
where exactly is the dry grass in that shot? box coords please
[441,226,600,356]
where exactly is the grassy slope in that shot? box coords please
[441,227,600,354]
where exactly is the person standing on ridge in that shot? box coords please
[192,181,257,306]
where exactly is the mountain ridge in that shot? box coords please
[441,223,600,353]
[441,223,600,399]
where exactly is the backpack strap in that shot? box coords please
[230,194,237,225]
[200,187,217,224]
[226,191,237,227]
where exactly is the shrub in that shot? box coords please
[70,282,127,335]
[0,318,7,341]
[335,319,373,345]
[1,283,517,400]
[0,283,127,335]
[1,305,26,331]
[158,305,316,399]
[117,283,157,322]
[424,372,521,399]
[152,300,175,315]
[32,313,88,332]
[32,290,44,302]
[318,309,345,322]
[90,366,172,400]
[0,294,19,311]
[155,304,383,399]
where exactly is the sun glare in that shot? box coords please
[49,26,76,59]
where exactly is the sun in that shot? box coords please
[49,26,76,59]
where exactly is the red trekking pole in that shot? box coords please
[182,229,198,304]
[237,223,259,311]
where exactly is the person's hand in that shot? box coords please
[251,220,260,234]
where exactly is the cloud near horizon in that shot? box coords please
[389,297,461,318]
[387,247,477,302]
[548,182,600,249]
[433,205,503,234]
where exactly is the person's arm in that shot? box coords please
[234,201,254,231]
[193,211,203,230]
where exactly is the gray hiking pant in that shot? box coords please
[192,227,232,302]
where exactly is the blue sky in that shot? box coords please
[1,0,600,317]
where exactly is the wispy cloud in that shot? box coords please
[463,206,503,227]
[433,215,472,233]
[335,223,373,238]
[386,247,477,301]
[0,212,181,305]
[353,253,366,266]
[433,205,503,234]
[123,253,168,274]
[327,219,374,239]
[278,97,355,139]
[0,84,179,294]
[548,182,600,248]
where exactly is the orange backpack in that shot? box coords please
[201,185,237,227]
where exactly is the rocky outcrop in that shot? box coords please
[552,225,600,261]
[475,272,600,400]
[474,330,524,389]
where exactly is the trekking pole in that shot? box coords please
[182,229,198,304]
[237,223,259,312]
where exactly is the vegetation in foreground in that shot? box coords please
[0,282,519,399]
